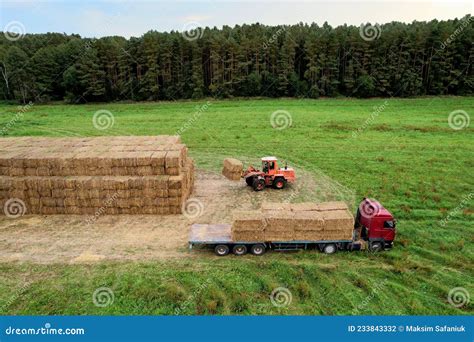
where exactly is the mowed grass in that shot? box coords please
[0,97,473,315]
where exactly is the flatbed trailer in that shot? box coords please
[189,199,396,256]
[189,223,357,256]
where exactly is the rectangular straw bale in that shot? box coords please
[293,211,325,230]
[290,202,319,212]
[293,231,325,241]
[261,202,292,212]
[223,158,243,172]
[321,209,354,231]
[263,210,294,231]
[232,210,265,231]
[316,201,349,211]
[264,231,294,241]
[165,150,181,168]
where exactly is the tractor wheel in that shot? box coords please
[245,177,254,186]
[272,177,286,189]
[252,178,265,191]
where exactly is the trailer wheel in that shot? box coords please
[272,177,286,189]
[214,244,230,256]
[245,177,254,186]
[369,241,383,252]
[252,178,265,191]
[250,244,266,256]
[323,244,337,254]
[233,245,247,255]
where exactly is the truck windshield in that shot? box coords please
[384,220,395,228]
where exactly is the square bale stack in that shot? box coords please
[0,136,194,215]
[230,201,354,242]
[231,210,265,241]
[222,158,243,181]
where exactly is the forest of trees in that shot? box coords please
[0,16,472,103]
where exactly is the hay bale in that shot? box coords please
[0,136,194,215]
[321,209,354,231]
[232,210,265,231]
[290,202,319,212]
[262,202,292,211]
[263,210,294,231]
[315,201,349,211]
[293,211,325,230]
[293,231,325,241]
[223,158,243,172]
[264,231,294,241]
[222,158,243,181]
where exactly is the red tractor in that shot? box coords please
[242,157,296,191]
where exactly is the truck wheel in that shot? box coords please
[214,245,230,256]
[233,245,247,255]
[323,244,337,254]
[250,244,266,256]
[369,241,383,252]
[245,177,254,186]
[272,177,286,189]
[252,178,265,191]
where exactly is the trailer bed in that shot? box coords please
[189,224,233,245]
[189,223,353,246]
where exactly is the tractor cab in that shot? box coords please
[355,198,396,249]
[262,156,278,175]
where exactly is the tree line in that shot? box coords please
[0,16,472,103]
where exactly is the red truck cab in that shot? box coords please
[355,198,396,251]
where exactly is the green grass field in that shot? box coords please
[0,97,473,315]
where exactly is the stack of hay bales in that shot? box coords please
[231,210,265,241]
[222,158,243,181]
[0,136,194,215]
[231,201,353,242]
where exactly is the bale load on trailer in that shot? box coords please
[0,136,194,215]
[231,210,265,241]
[230,201,354,242]
[222,158,243,181]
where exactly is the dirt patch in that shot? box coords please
[0,168,351,264]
